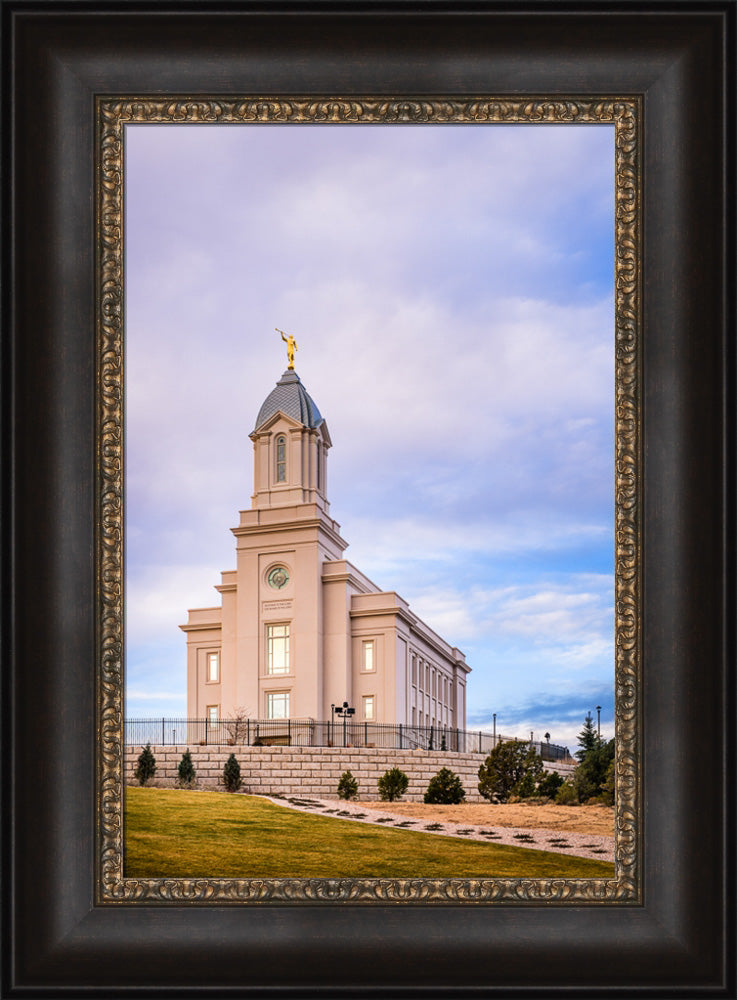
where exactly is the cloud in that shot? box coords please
[126,563,226,643]
[127,689,185,702]
[406,577,613,672]
[123,122,616,736]
[468,682,616,751]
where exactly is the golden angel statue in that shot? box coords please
[276,328,297,370]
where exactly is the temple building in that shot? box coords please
[181,348,470,731]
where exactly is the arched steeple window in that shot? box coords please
[275,435,286,483]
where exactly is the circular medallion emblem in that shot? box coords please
[267,566,289,590]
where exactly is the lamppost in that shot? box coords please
[493,713,497,747]
[330,703,335,746]
[335,701,355,747]
[596,705,602,739]
[544,731,550,760]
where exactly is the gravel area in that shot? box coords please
[262,795,615,863]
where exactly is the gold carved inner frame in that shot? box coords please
[97,97,640,905]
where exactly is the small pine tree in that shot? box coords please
[177,749,196,788]
[573,737,615,802]
[222,753,242,792]
[135,743,156,786]
[440,732,447,751]
[575,711,598,760]
[424,767,465,804]
[337,770,358,800]
[377,767,409,802]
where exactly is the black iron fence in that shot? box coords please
[125,717,572,761]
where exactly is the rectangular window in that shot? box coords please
[362,639,374,671]
[207,651,219,682]
[267,691,290,719]
[267,623,290,674]
[363,695,375,721]
[207,705,218,723]
[276,435,286,482]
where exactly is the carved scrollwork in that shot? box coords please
[97,96,640,905]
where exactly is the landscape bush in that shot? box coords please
[222,753,242,792]
[424,767,465,804]
[177,749,196,788]
[337,770,358,800]
[601,758,616,805]
[135,743,156,786]
[377,767,409,802]
[477,740,544,803]
[536,770,564,800]
[554,781,578,805]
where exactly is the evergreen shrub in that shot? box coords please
[554,781,578,805]
[424,767,465,804]
[477,740,544,803]
[223,753,242,792]
[570,711,616,802]
[177,749,196,788]
[337,770,358,800]
[377,767,409,802]
[536,770,564,799]
[135,743,156,786]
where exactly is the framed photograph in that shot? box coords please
[3,2,733,995]
[115,99,627,897]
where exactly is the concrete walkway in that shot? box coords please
[262,794,615,863]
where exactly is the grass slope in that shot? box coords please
[125,787,615,879]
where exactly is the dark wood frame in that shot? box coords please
[2,2,734,994]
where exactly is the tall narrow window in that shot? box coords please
[207,705,218,723]
[267,623,290,674]
[275,435,286,482]
[267,691,290,719]
[316,446,321,491]
[363,695,375,721]
[207,651,219,682]
[362,639,374,672]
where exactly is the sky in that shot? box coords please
[124,122,615,753]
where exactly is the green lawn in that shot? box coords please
[124,787,615,879]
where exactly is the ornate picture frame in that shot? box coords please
[99,96,639,905]
[4,4,732,994]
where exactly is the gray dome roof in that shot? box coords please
[253,370,323,432]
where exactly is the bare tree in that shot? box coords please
[224,706,252,745]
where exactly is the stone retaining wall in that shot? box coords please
[125,745,574,803]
